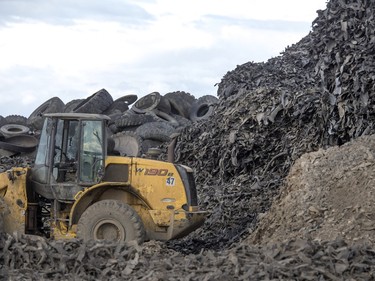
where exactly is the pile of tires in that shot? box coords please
[110,91,218,157]
[0,88,219,158]
[0,114,39,157]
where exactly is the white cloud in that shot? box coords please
[0,0,328,118]
[136,0,327,22]
[0,21,140,72]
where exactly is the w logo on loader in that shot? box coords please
[135,168,173,176]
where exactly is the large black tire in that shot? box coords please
[63,99,84,113]
[73,89,113,114]
[0,116,5,138]
[189,95,218,122]
[0,135,38,153]
[107,111,123,133]
[0,116,6,127]
[103,94,138,115]
[120,94,138,106]
[164,91,196,118]
[171,113,192,128]
[111,131,143,156]
[132,92,171,114]
[136,121,176,142]
[115,111,156,129]
[150,109,179,127]
[27,97,65,130]
[0,124,30,138]
[5,115,28,126]
[77,200,146,243]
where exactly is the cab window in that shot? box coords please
[79,120,104,183]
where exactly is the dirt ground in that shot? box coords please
[246,134,375,246]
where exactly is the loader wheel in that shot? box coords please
[77,200,146,243]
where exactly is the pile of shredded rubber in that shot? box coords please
[247,134,375,246]
[1,233,375,280]
[168,0,375,250]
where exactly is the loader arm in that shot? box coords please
[0,168,29,234]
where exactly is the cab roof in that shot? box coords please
[43,112,111,121]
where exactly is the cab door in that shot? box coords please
[78,120,106,184]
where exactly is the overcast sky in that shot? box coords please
[0,0,328,118]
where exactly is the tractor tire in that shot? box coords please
[171,113,192,128]
[77,200,146,243]
[132,92,171,114]
[111,131,143,156]
[150,109,179,127]
[136,121,176,142]
[5,115,28,126]
[103,94,138,115]
[64,99,84,113]
[119,94,138,106]
[0,116,6,127]
[0,124,30,138]
[0,135,38,153]
[27,97,65,130]
[107,111,123,133]
[115,112,156,129]
[189,95,218,122]
[164,91,196,118]
[72,89,113,114]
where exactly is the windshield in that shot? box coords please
[35,118,54,165]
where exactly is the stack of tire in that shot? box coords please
[111,91,219,157]
[0,88,218,158]
[0,114,39,157]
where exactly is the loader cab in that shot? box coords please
[29,113,110,201]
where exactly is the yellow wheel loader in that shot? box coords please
[0,113,205,243]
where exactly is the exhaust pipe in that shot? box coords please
[167,133,180,163]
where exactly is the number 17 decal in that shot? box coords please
[166,177,175,186]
